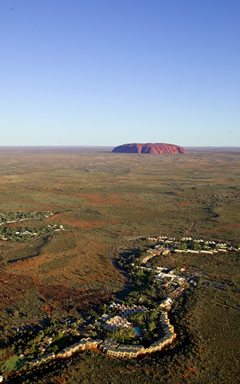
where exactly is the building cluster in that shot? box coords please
[101,315,132,331]
[155,267,181,282]
[148,236,168,241]
[111,303,147,318]
[142,246,170,264]
[0,211,54,225]
[57,338,100,358]
[101,304,148,331]
[4,232,239,382]
[0,210,63,241]
[160,297,173,308]
[0,223,64,242]
[26,309,176,367]
[39,336,53,353]
[100,311,176,359]
[147,236,240,254]
[28,352,55,367]
[100,339,140,359]
[149,312,176,351]
[28,338,100,367]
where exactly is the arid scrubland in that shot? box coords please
[0,147,239,383]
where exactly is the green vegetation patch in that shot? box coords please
[43,232,77,254]
[39,254,70,274]
[3,355,26,372]
[1,149,240,384]
[0,224,63,242]
[191,288,240,383]
[47,336,70,353]
[0,210,53,224]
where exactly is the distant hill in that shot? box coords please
[112,143,187,154]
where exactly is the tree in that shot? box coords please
[148,321,156,332]
[102,304,108,314]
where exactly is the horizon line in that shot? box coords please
[0,145,239,148]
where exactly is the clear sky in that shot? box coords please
[0,0,239,147]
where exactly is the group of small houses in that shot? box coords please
[0,211,54,225]
[153,267,186,301]
[100,303,146,331]
[147,236,240,255]
[0,211,67,241]
[140,253,187,300]
[0,224,64,241]
[101,311,175,359]
[10,234,240,372]
[28,311,176,367]
[142,236,239,300]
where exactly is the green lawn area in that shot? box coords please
[4,355,26,372]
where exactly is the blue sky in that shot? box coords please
[0,0,239,146]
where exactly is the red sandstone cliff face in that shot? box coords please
[112,143,187,154]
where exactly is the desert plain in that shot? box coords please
[0,146,239,383]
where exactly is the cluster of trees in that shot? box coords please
[0,210,53,223]
[0,224,62,242]
[117,246,170,308]
[1,259,203,382]
[0,317,80,373]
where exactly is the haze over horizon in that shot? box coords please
[0,0,239,147]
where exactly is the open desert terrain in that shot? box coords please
[0,147,239,383]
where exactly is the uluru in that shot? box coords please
[112,143,187,154]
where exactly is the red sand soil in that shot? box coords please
[77,192,130,206]
[47,211,122,229]
[61,218,121,228]
[0,273,34,309]
[3,233,118,314]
